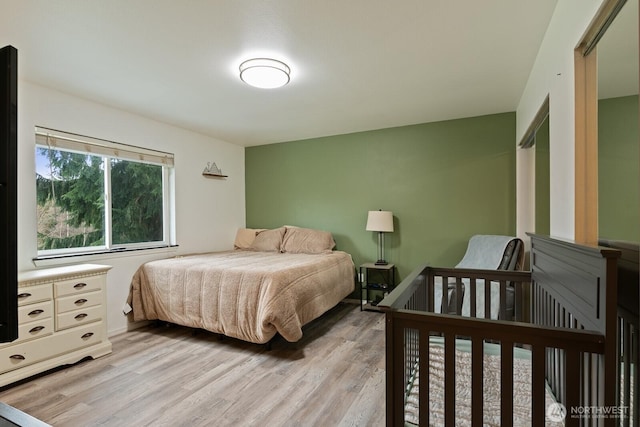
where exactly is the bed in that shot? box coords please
[379,234,636,426]
[127,226,355,344]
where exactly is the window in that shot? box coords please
[35,127,174,257]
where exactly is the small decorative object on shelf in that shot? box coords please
[202,162,228,178]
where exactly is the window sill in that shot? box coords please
[32,245,179,268]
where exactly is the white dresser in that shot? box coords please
[0,264,112,387]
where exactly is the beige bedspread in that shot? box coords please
[127,250,355,344]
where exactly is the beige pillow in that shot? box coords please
[281,226,336,254]
[249,227,286,252]
[234,228,265,249]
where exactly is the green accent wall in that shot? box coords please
[245,112,516,284]
[599,95,639,241]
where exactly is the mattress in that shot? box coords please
[127,250,355,344]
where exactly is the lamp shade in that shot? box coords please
[366,210,394,232]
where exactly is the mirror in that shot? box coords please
[598,0,639,241]
[519,97,550,237]
[535,115,550,235]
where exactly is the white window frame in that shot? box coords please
[35,126,175,258]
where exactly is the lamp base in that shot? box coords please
[375,260,388,265]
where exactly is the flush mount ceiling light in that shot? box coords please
[239,58,290,89]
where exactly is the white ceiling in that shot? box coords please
[2,1,560,146]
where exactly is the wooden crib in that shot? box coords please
[379,234,635,426]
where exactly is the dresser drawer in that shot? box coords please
[0,318,54,349]
[0,323,105,375]
[54,275,104,297]
[17,301,52,324]
[56,290,102,314]
[56,305,102,330]
[16,284,52,306]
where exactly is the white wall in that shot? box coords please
[516,0,604,240]
[18,81,246,336]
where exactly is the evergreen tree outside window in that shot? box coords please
[35,127,174,256]
[110,159,163,245]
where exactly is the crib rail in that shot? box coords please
[380,235,623,426]
[380,265,606,426]
[384,263,529,317]
[385,309,605,426]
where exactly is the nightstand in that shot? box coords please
[360,263,395,311]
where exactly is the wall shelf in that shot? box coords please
[202,172,228,178]
[202,162,227,178]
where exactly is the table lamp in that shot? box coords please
[366,210,394,265]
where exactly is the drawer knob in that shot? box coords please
[73,283,87,289]
[9,354,25,360]
[29,326,45,333]
[74,313,88,320]
[17,293,31,299]
[81,332,94,339]
[75,299,88,305]
[28,309,44,316]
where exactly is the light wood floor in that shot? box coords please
[0,302,386,427]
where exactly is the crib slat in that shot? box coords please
[469,278,477,318]
[619,315,638,427]
[632,323,639,427]
[594,353,603,414]
[546,294,554,395]
[500,342,513,427]
[455,278,463,315]
[444,333,455,427]
[547,348,555,403]
[533,282,537,323]
[514,280,522,321]
[419,332,429,427]
[484,280,491,319]
[471,337,483,424]
[554,305,572,402]
[565,349,580,427]
[427,273,434,312]
[531,346,545,424]
[585,353,596,413]
[420,274,427,311]
[582,353,590,411]
[622,319,630,427]
[499,280,507,320]
[391,320,405,427]
[440,275,449,314]
[559,347,565,412]
[538,284,544,325]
